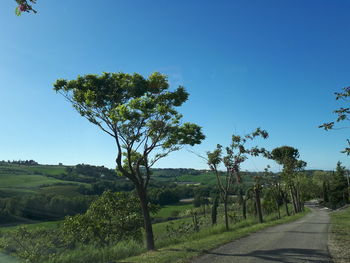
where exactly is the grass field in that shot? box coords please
[155,203,194,219]
[0,174,65,188]
[0,164,66,175]
[0,220,63,233]
[175,172,255,186]
[25,166,67,176]
[0,188,37,198]
[0,164,87,199]
[39,185,85,197]
[176,172,218,185]
[329,206,350,263]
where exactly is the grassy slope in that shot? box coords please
[122,209,309,263]
[39,185,85,197]
[25,166,67,175]
[176,173,218,185]
[0,220,63,233]
[0,165,86,198]
[329,206,350,263]
[0,174,65,188]
[175,172,254,186]
[154,204,193,219]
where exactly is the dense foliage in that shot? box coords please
[63,191,143,246]
[0,194,93,223]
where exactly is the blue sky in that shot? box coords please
[1,0,350,171]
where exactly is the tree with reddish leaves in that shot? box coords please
[15,0,37,15]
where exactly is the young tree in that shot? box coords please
[267,172,283,219]
[207,128,268,230]
[211,194,219,225]
[54,72,205,250]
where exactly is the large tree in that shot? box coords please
[54,72,205,250]
[319,86,350,155]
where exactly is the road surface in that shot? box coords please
[192,204,331,263]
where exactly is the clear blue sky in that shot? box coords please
[1,0,350,171]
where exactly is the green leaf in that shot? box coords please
[15,7,21,16]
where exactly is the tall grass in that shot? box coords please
[46,240,145,263]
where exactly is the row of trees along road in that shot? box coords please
[54,71,316,251]
[206,130,308,227]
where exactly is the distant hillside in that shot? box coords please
[0,162,279,190]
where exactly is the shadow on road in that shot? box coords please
[169,248,332,263]
[206,248,332,262]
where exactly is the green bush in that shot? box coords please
[63,191,143,246]
[0,227,65,263]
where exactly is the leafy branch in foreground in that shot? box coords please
[14,0,37,15]
[319,86,350,154]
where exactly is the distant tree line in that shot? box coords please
[0,160,38,166]
[0,194,94,223]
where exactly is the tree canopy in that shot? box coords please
[54,72,204,185]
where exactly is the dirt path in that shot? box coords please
[192,205,332,263]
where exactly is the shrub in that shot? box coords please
[63,191,143,247]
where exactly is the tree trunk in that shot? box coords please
[242,198,247,220]
[224,195,229,230]
[255,189,263,223]
[283,192,290,216]
[211,196,218,225]
[296,188,302,213]
[240,188,247,220]
[347,173,350,203]
[276,199,281,219]
[137,186,155,250]
[290,187,297,214]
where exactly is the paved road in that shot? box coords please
[192,205,331,263]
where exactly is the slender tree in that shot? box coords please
[207,128,268,230]
[267,171,283,219]
[211,194,219,225]
[54,72,205,250]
